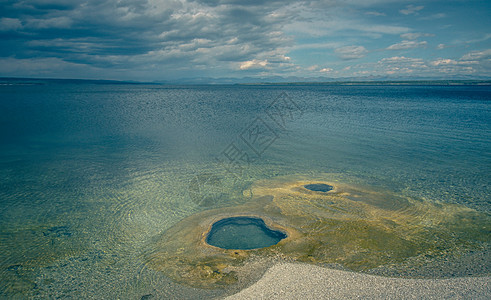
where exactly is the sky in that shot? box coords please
[0,0,490,81]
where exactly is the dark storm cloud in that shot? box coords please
[191,0,286,7]
[0,0,294,76]
[2,0,489,79]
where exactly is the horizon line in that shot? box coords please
[1,76,491,86]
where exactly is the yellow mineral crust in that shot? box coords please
[146,174,490,289]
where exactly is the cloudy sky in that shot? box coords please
[0,0,490,81]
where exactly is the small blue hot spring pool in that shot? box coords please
[206,217,287,250]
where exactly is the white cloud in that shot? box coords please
[420,13,446,20]
[332,47,491,78]
[427,58,479,74]
[354,70,371,75]
[400,32,434,40]
[0,18,22,31]
[335,45,368,60]
[437,44,446,49]
[290,42,342,50]
[26,16,73,29]
[239,59,268,70]
[365,11,386,16]
[373,56,427,75]
[283,16,409,37]
[461,49,491,61]
[379,56,424,64]
[0,0,489,80]
[377,54,488,76]
[429,59,478,66]
[399,5,424,15]
[430,59,458,66]
[387,40,427,50]
[363,24,409,34]
[0,0,300,78]
[464,34,491,44]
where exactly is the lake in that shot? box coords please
[0,81,489,298]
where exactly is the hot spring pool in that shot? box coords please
[206,217,287,250]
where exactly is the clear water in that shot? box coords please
[304,183,334,192]
[206,217,287,250]
[0,82,489,298]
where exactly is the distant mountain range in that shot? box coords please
[1,76,490,85]
[158,74,491,85]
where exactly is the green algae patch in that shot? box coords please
[146,174,490,289]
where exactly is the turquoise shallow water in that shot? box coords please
[0,82,489,298]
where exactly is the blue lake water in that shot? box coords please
[0,82,489,298]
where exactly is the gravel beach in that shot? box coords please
[225,263,490,300]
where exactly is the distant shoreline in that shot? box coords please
[1,77,490,86]
[236,80,491,86]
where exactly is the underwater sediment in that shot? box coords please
[146,174,490,289]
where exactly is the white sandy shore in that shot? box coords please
[225,263,490,300]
